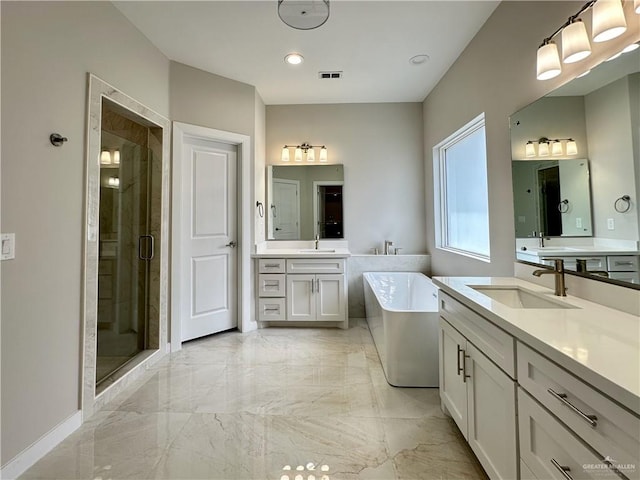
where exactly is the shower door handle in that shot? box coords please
[138,235,155,261]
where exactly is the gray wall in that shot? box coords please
[422,0,640,278]
[586,75,639,241]
[266,103,425,254]
[1,1,170,464]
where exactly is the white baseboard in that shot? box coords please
[0,410,82,480]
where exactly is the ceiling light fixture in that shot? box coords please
[278,0,329,30]
[409,54,430,65]
[281,142,328,163]
[622,42,640,53]
[536,0,630,80]
[285,53,304,65]
[635,0,640,14]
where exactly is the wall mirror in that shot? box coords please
[510,48,640,288]
[267,164,344,240]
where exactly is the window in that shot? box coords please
[433,113,490,261]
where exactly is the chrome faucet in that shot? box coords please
[537,231,546,248]
[532,258,566,296]
[384,240,393,255]
[314,234,319,250]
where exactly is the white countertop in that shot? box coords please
[252,247,351,258]
[432,276,640,415]
[517,246,640,257]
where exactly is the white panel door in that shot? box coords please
[287,274,315,321]
[180,137,237,341]
[466,343,517,480]
[273,179,299,240]
[316,274,345,321]
[439,318,468,439]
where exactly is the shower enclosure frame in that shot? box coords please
[82,74,170,418]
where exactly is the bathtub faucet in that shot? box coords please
[384,240,393,255]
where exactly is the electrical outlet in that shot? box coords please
[576,218,582,229]
[1,233,15,260]
[607,218,615,230]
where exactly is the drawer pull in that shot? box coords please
[264,281,279,286]
[550,459,574,480]
[457,345,463,376]
[264,263,280,268]
[614,261,634,266]
[264,308,280,312]
[548,388,598,427]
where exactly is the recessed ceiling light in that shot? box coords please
[409,54,430,66]
[285,53,304,65]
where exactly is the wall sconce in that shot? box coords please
[107,176,120,189]
[536,0,633,80]
[525,137,577,157]
[281,142,328,163]
[100,149,120,166]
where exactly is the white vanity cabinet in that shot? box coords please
[518,342,639,480]
[286,258,346,322]
[439,292,518,480]
[255,256,348,326]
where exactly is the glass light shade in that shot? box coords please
[294,147,303,162]
[100,150,111,165]
[281,147,290,162]
[592,0,627,43]
[112,150,120,165]
[306,148,315,162]
[635,0,640,14]
[538,141,550,156]
[622,43,640,53]
[562,20,591,63]
[525,142,536,157]
[319,146,328,162]
[551,141,563,156]
[537,42,561,80]
[566,140,578,155]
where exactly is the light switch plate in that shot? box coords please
[1,233,15,260]
[607,218,615,230]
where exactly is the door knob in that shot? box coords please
[225,241,237,248]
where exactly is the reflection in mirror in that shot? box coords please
[267,164,344,240]
[512,159,593,237]
[510,47,640,288]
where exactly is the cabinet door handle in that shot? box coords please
[316,278,320,292]
[550,459,574,480]
[462,352,471,383]
[311,279,314,293]
[456,345,463,376]
[548,388,598,427]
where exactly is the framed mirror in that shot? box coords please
[267,164,344,240]
[510,48,640,288]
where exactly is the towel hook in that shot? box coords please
[256,201,264,218]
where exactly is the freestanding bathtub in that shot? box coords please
[363,272,439,387]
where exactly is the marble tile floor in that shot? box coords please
[20,320,488,480]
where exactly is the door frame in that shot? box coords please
[171,122,253,351]
[313,180,344,237]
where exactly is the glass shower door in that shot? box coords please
[96,133,152,385]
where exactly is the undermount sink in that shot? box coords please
[469,285,578,309]
[298,248,337,253]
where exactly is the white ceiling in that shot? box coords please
[114,1,499,105]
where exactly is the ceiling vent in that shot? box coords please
[318,71,342,79]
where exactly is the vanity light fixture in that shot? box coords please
[281,142,328,163]
[524,138,578,157]
[622,42,640,53]
[100,149,121,166]
[635,0,640,14]
[536,0,630,80]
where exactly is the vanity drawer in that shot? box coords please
[287,258,344,274]
[518,342,640,476]
[439,292,515,377]
[258,258,286,273]
[607,255,639,272]
[518,387,615,480]
[257,298,286,321]
[258,274,286,297]
[608,271,639,284]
